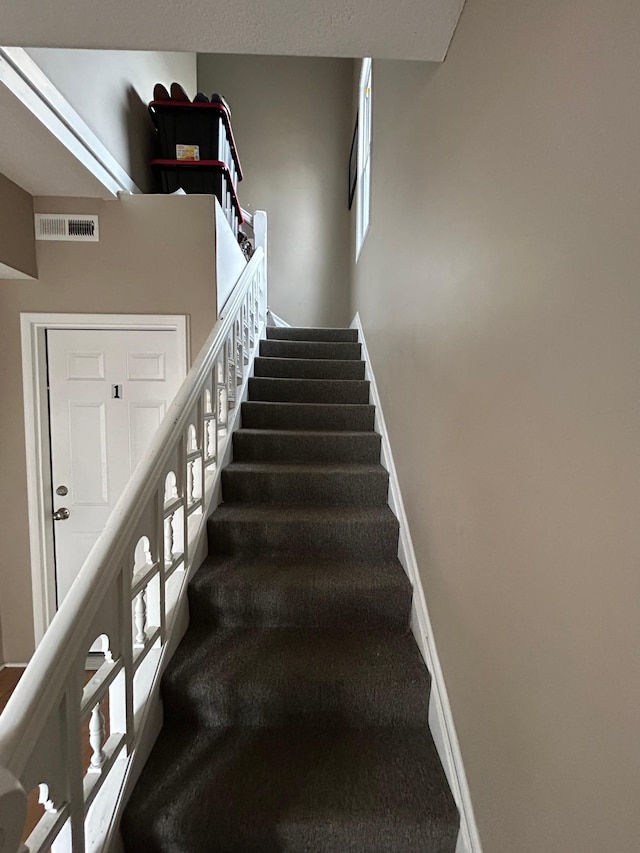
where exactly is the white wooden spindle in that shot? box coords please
[134,589,147,646]
[207,419,215,459]
[89,704,106,772]
[164,515,174,564]
[187,461,195,504]
[40,782,57,813]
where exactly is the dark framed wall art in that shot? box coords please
[348,116,358,210]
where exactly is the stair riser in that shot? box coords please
[222,468,389,505]
[162,680,429,729]
[207,517,399,560]
[254,357,365,380]
[249,377,370,404]
[241,402,375,432]
[260,339,362,360]
[188,584,412,631]
[266,327,359,343]
[275,821,457,853]
[233,431,382,464]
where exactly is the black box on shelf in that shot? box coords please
[149,100,243,189]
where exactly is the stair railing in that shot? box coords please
[0,237,267,853]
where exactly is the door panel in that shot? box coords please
[127,352,166,381]
[47,328,182,609]
[69,402,109,504]
[128,401,167,471]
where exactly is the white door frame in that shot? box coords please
[20,312,189,647]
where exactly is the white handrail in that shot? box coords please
[0,242,267,853]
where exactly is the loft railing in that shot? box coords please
[0,221,267,853]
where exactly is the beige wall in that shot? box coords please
[25,49,197,192]
[351,1,640,851]
[0,172,36,278]
[198,53,354,327]
[0,193,218,663]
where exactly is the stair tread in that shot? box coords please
[260,339,362,360]
[253,376,367,385]
[233,429,382,464]
[211,503,398,523]
[266,326,359,342]
[190,555,412,630]
[223,461,387,474]
[165,626,429,692]
[235,427,379,438]
[239,403,376,431]
[254,356,365,380]
[249,377,370,404]
[123,726,458,853]
[161,626,430,727]
[243,399,373,409]
[194,553,409,585]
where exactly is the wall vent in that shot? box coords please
[35,214,99,242]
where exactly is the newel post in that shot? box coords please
[0,766,27,853]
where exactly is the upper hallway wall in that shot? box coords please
[0,193,217,663]
[198,53,354,327]
[24,49,197,192]
[0,172,36,278]
[350,0,640,850]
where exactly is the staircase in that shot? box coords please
[122,326,458,852]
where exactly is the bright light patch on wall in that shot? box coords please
[35,214,99,242]
[356,57,372,262]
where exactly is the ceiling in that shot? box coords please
[0,0,465,62]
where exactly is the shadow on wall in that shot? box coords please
[124,85,156,193]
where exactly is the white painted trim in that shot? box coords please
[0,262,35,280]
[266,310,290,328]
[20,313,189,650]
[351,312,483,853]
[0,47,141,198]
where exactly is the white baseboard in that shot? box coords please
[351,312,482,853]
[1,663,29,669]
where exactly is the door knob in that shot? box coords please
[53,507,70,521]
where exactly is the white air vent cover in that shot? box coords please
[35,214,99,242]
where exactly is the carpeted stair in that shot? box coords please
[122,326,458,852]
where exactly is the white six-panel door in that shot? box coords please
[47,328,183,607]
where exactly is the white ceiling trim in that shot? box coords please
[0,48,140,198]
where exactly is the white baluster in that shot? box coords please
[134,589,147,647]
[207,419,215,459]
[187,460,195,504]
[89,703,106,772]
[39,782,58,813]
[164,515,174,564]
